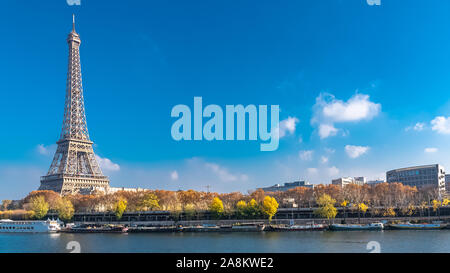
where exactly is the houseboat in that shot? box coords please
[62,224,128,233]
[388,222,447,230]
[271,223,326,231]
[329,222,384,231]
[0,219,61,233]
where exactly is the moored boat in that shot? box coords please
[329,222,384,231]
[230,223,265,231]
[388,222,447,230]
[62,224,128,233]
[0,219,61,233]
[271,223,326,231]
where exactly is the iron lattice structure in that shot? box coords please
[39,16,110,195]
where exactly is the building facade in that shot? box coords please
[332,177,366,187]
[445,174,450,194]
[386,164,445,195]
[366,179,386,186]
[259,181,313,192]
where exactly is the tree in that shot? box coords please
[209,197,224,219]
[29,196,49,219]
[249,189,266,203]
[341,200,348,223]
[178,190,200,210]
[432,199,441,219]
[220,192,244,211]
[114,198,127,220]
[184,204,196,220]
[138,193,160,211]
[261,196,279,222]
[236,200,247,218]
[357,202,368,223]
[23,190,61,211]
[383,207,396,217]
[1,200,12,211]
[314,194,337,223]
[246,199,260,218]
[56,198,75,222]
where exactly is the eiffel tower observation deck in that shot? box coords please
[39,15,110,195]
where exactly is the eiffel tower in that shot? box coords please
[39,15,110,195]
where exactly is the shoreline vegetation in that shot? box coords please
[0,183,448,224]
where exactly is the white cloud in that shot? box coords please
[299,150,314,161]
[279,117,299,138]
[414,122,425,131]
[324,147,335,154]
[321,93,381,122]
[307,168,318,175]
[345,145,370,159]
[327,166,339,177]
[424,147,438,153]
[205,162,248,182]
[405,122,425,132]
[431,116,450,134]
[36,144,56,156]
[170,170,179,180]
[95,155,120,172]
[320,156,329,164]
[312,93,381,139]
[318,124,338,139]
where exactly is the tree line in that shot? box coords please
[0,182,446,222]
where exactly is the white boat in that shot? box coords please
[0,219,61,233]
[272,224,326,231]
[329,222,384,231]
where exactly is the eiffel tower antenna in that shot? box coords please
[39,16,110,195]
[72,14,75,32]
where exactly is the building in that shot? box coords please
[366,179,386,186]
[106,187,150,194]
[332,177,366,187]
[354,177,366,184]
[259,180,313,192]
[445,174,450,194]
[386,164,446,195]
[39,16,110,195]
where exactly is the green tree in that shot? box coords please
[209,197,224,219]
[138,193,160,211]
[29,196,49,220]
[56,198,75,222]
[314,194,337,223]
[114,198,127,220]
[261,196,279,222]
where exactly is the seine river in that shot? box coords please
[1,230,450,253]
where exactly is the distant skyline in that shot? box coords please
[3,1,450,199]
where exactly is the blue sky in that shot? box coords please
[3,0,450,199]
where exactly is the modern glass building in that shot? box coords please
[386,164,445,195]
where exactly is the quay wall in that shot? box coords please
[46,206,450,225]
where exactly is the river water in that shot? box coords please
[1,230,449,253]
